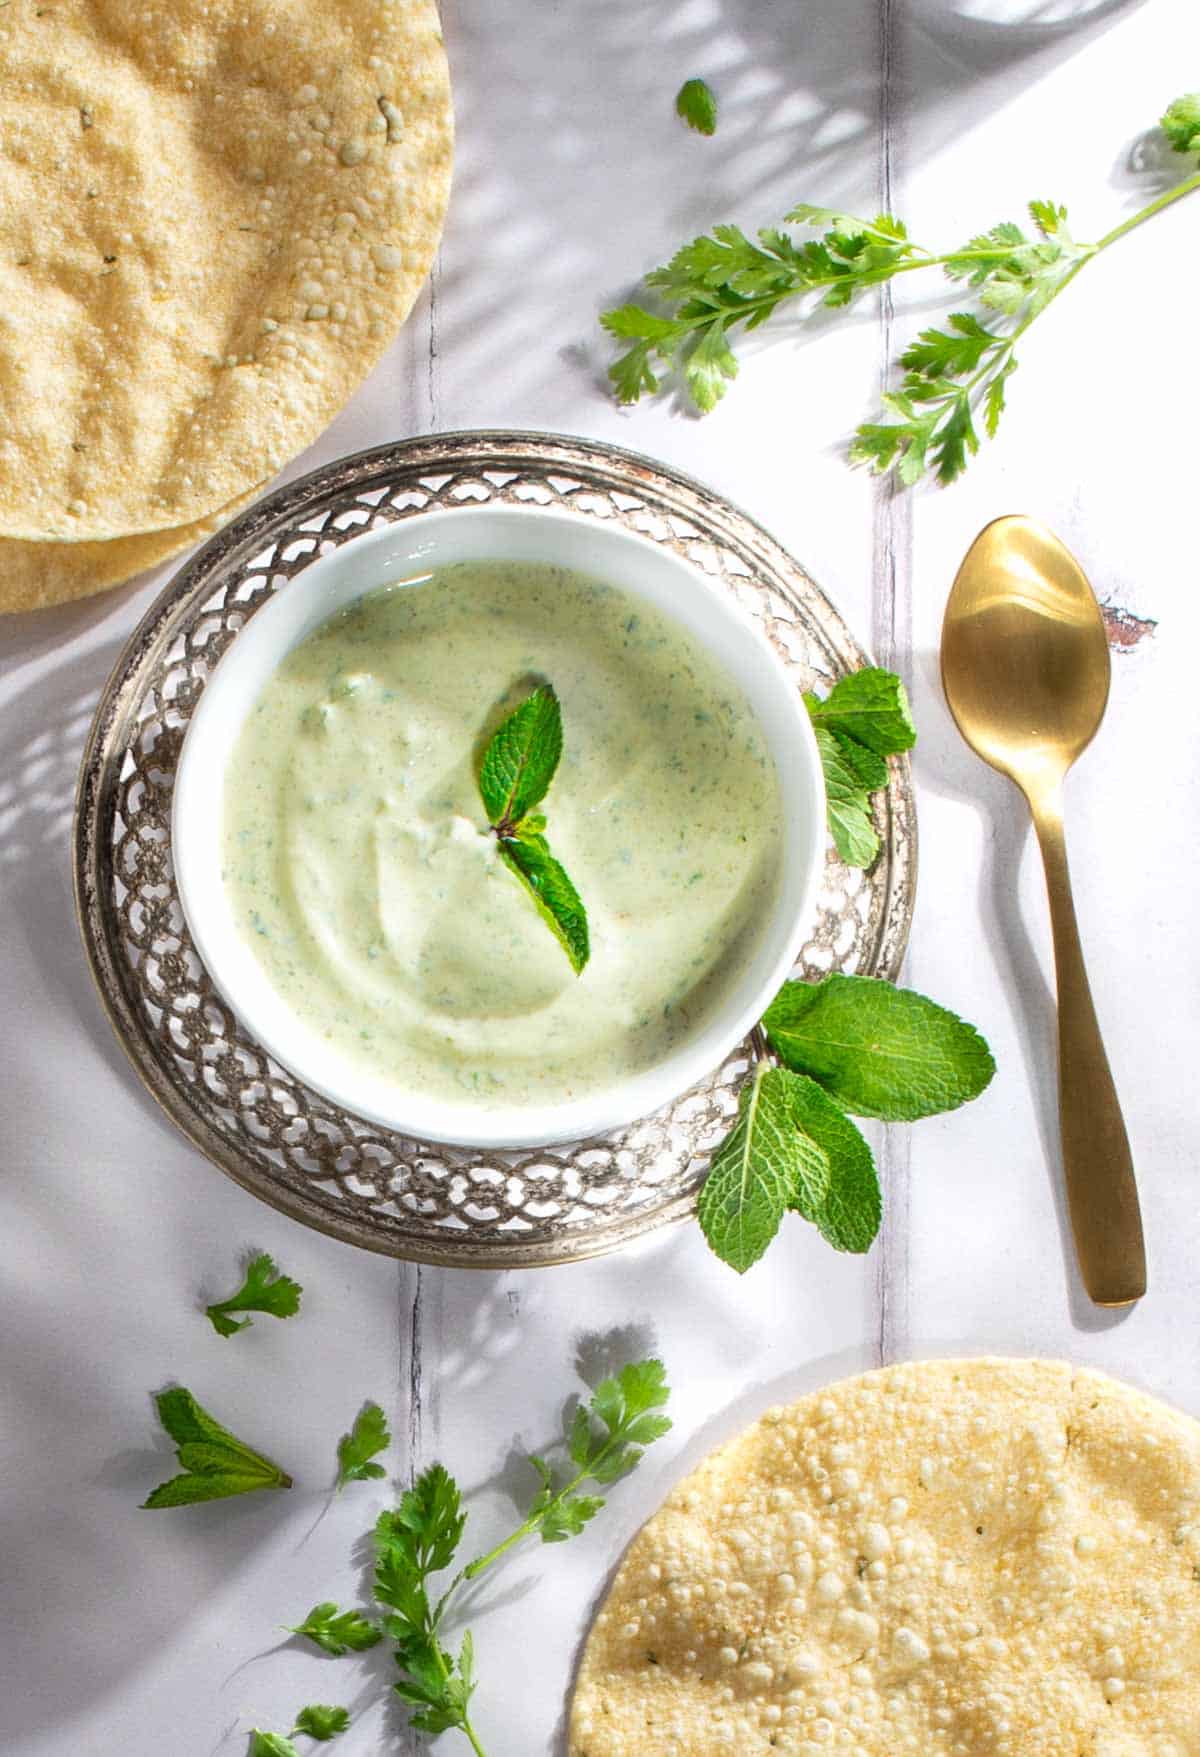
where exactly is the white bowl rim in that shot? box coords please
[172,503,826,1149]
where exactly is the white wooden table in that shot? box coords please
[3,4,1197,1752]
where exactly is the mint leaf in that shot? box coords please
[763,974,996,1121]
[478,684,562,829]
[698,1065,831,1272]
[499,834,590,974]
[287,1602,381,1656]
[205,1251,302,1337]
[141,1388,292,1508]
[825,728,888,792]
[805,667,915,756]
[292,1706,350,1742]
[675,77,718,136]
[812,727,879,868]
[336,1400,390,1489]
[783,1073,882,1252]
[1162,92,1200,154]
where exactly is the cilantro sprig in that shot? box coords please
[250,1708,351,1755]
[477,684,590,973]
[370,1360,671,1755]
[603,92,1200,484]
[141,1387,292,1508]
[675,77,718,136]
[205,1251,302,1337]
[287,1601,382,1656]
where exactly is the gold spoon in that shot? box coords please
[941,515,1146,1306]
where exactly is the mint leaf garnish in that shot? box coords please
[813,727,880,868]
[697,1065,831,1272]
[141,1387,291,1508]
[287,1602,382,1656]
[336,1400,390,1489]
[675,77,718,136]
[478,684,563,831]
[783,1073,882,1252]
[477,683,591,973]
[499,835,590,974]
[805,667,915,755]
[205,1251,302,1337]
[293,1705,350,1741]
[763,974,996,1121]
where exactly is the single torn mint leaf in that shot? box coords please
[336,1400,390,1488]
[478,684,563,829]
[783,1073,882,1252]
[812,727,879,869]
[805,667,915,755]
[763,974,995,1121]
[292,1705,351,1741]
[287,1602,381,1656]
[141,1387,292,1508]
[500,834,590,974]
[205,1251,302,1337]
[823,727,888,792]
[1162,92,1200,154]
[676,76,718,136]
[697,1065,831,1272]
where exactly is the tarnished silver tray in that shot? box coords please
[73,432,916,1267]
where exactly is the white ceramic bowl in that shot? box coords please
[173,505,826,1148]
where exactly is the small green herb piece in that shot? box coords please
[141,1387,292,1508]
[498,835,590,974]
[477,684,590,974]
[763,974,996,1121]
[806,668,913,869]
[250,1734,298,1757]
[293,1706,351,1741]
[676,77,718,136]
[205,1252,302,1337]
[478,684,563,832]
[1162,92,1200,154]
[602,94,1200,483]
[336,1401,390,1489]
[287,1602,382,1657]
[697,1065,831,1272]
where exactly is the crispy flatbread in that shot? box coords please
[571,1359,1200,1757]
[0,0,451,541]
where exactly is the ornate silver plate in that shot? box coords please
[74,433,916,1267]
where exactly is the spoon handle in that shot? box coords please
[1030,790,1147,1305]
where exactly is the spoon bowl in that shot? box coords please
[941,515,1146,1307]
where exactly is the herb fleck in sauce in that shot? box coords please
[222,562,783,1107]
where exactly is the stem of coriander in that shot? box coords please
[1095,169,1200,252]
[426,1627,490,1757]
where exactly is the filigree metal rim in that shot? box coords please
[73,431,917,1268]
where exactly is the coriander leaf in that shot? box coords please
[250,1734,298,1757]
[478,684,562,829]
[782,1073,882,1252]
[141,1388,291,1508]
[499,834,589,974]
[805,667,915,755]
[292,1706,350,1741]
[336,1401,390,1489]
[205,1251,302,1337]
[526,1456,606,1542]
[698,1065,831,1272]
[1162,93,1200,154]
[676,77,718,136]
[684,318,738,412]
[376,1464,465,1583]
[763,973,996,1121]
[812,727,879,868]
[287,1602,382,1656]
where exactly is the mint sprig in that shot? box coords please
[697,1066,831,1272]
[806,667,914,869]
[477,684,590,973]
[141,1387,292,1508]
